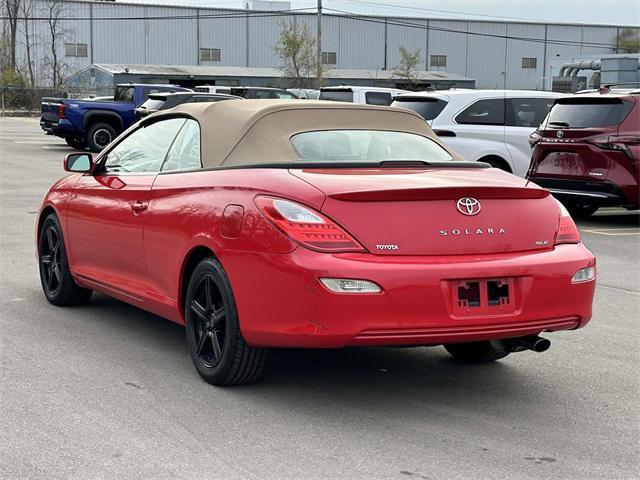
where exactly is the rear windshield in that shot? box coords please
[290,130,452,162]
[140,98,165,110]
[318,90,354,103]
[392,98,448,121]
[114,86,134,102]
[547,99,633,128]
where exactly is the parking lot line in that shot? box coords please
[581,228,640,236]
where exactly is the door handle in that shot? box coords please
[130,200,148,214]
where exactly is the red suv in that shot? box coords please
[527,89,639,217]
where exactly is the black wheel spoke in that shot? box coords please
[204,277,213,310]
[46,228,55,252]
[212,305,226,325]
[41,254,52,265]
[190,300,208,322]
[211,332,222,360]
[52,264,62,283]
[44,264,53,288]
[197,331,211,356]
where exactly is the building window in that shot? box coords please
[321,52,337,65]
[522,57,537,69]
[65,43,88,57]
[430,55,447,67]
[199,48,221,62]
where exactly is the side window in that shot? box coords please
[102,118,186,174]
[276,91,296,99]
[162,119,201,172]
[253,90,278,99]
[506,98,555,127]
[365,92,392,106]
[455,99,505,125]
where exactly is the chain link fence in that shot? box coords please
[0,86,115,116]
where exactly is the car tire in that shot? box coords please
[185,257,267,386]
[565,201,599,218]
[479,156,512,173]
[86,122,117,152]
[65,137,86,149]
[38,213,93,306]
[444,341,509,362]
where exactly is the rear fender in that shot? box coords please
[82,109,124,131]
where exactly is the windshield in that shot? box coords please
[547,99,633,128]
[114,86,135,102]
[290,130,452,162]
[392,98,448,121]
[318,90,354,102]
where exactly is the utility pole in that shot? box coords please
[316,0,322,89]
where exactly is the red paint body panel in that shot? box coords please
[39,164,596,348]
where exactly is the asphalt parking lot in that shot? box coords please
[0,117,638,480]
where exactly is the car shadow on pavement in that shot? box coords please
[72,293,556,418]
[576,208,639,228]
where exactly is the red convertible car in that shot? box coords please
[37,100,596,385]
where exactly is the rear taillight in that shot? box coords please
[255,196,365,253]
[57,104,66,119]
[587,135,637,161]
[554,201,581,245]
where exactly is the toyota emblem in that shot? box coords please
[456,197,481,216]
[556,130,564,138]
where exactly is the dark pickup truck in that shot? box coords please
[40,83,191,152]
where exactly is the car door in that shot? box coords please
[504,97,556,177]
[142,119,206,319]
[444,96,506,166]
[65,117,187,300]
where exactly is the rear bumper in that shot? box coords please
[40,118,79,138]
[532,177,634,207]
[221,244,596,348]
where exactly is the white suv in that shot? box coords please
[319,86,410,106]
[392,90,566,177]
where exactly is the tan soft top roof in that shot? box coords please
[148,99,461,168]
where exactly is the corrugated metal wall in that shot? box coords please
[17,1,624,89]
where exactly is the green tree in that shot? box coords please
[617,27,640,53]
[274,20,325,89]
[392,46,421,88]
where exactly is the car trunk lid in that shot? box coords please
[289,167,559,255]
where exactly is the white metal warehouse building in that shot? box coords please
[14,0,639,90]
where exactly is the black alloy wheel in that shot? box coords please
[190,273,227,368]
[185,257,267,385]
[40,223,63,297]
[38,213,92,306]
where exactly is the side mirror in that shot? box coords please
[64,153,94,173]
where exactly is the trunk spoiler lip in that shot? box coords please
[327,186,550,202]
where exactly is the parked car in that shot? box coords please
[40,83,191,152]
[37,100,595,386]
[135,92,241,119]
[194,85,298,99]
[319,85,410,106]
[288,88,320,99]
[392,90,566,176]
[527,89,639,217]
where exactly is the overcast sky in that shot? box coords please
[132,0,639,26]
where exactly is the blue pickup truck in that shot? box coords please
[40,83,191,152]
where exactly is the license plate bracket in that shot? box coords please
[451,277,516,316]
